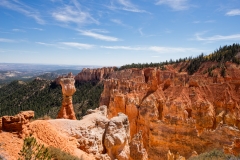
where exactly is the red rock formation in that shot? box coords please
[57,77,76,120]
[130,131,148,160]
[104,113,130,160]
[75,67,116,82]
[167,150,185,160]
[224,138,240,156]
[100,65,240,159]
[0,107,134,160]
[54,72,75,85]
[1,111,34,137]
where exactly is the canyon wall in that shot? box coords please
[100,65,240,159]
[75,67,116,82]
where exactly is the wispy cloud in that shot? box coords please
[195,32,240,42]
[108,0,148,13]
[205,20,215,23]
[0,38,16,43]
[101,45,204,53]
[101,46,144,50]
[52,2,98,25]
[12,29,25,32]
[193,21,200,24]
[60,42,94,49]
[155,0,190,11]
[111,19,123,25]
[118,0,147,13]
[78,30,120,41]
[0,0,45,24]
[138,28,144,36]
[226,9,240,16]
[89,29,109,33]
[36,41,94,50]
[138,28,157,37]
[31,28,44,31]
[35,42,55,46]
[149,46,204,53]
[193,20,215,24]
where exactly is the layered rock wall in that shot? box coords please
[75,67,116,82]
[100,67,240,159]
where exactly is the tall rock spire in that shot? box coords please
[57,75,76,120]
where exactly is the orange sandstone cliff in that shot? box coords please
[100,63,240,159]
[75,67,116,82]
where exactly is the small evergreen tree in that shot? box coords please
[18,135,51,160]
[221,67,226,77]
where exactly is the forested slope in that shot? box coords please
[0,79,103,119]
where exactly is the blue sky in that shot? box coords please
[1,0,240,66]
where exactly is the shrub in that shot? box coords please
[48,146,83,160]
[189,149,240,160]
[18,135,83,160]
[18,135,51,160]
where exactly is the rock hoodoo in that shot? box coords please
[104,113,130,160]
[57,76,76,120]
[129,131,148,160]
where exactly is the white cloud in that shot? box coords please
[61,42,94,49]
[111,19,131,28]
[0,0,44,24]
[111,19,124,25]
[193,21,200,24]
[204,20,215,23]
[101,45,204,53]
[89,29,109,33]
[36,42,55,46]
[138,28,144,36]
[101,46,144,50]
[52,4,98,25]
[155,0,189,11]
[118,0,147,12]
[32,28,44,31]
[79,30,120,41]
[12,29,25,32]
[36,41,93,50]
[195,33,240,42]
[149,46,203,53]
[226,9,240,16]
[193,20,215,24]
[0,38,15,43]
[108,0,149,13]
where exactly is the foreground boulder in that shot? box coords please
[2,111,34,137]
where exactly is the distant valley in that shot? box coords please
[0,63,100,86]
